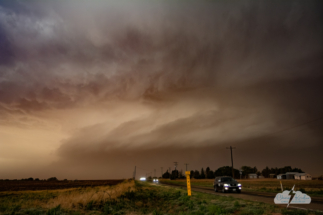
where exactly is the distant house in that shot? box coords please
[248,174,258,179]
[286,172,299,179]
[269,174,276,178]
[294,173,312,180]
[277,174,286,179]
[258,176,264,179]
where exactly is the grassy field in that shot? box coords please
[0,179,322,215]
[159,179,323,197]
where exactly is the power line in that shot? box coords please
[262,116,323,137]
[136,166,153,172]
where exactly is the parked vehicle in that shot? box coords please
[213,176,241,193]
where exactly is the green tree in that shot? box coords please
[241,166,255,178]
[190,170,194,179]
[201,168,206,179]
[162,170,170,179]
[291,167,304,173]
[206,167,210,177]
[262,166,270,178]
[207,170,215,179]
[47,177,58,181]
[215,166,239,178]
[194,170,200,179]
[253,166,258,173]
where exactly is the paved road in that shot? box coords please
[158,182,323,212]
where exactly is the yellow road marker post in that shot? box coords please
[185,171,191,196]
[280,181,283,191]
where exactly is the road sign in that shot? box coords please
[185,171,191,196]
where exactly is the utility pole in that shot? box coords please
[161,167,163,177]
[184,163,189,171]
[133,166,136,180]
[226,146,236,178]
[154,169,156,178]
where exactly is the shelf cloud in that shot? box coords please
[0,0,322,179]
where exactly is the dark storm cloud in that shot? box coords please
[0,0,322,178]
[0,24,14,65]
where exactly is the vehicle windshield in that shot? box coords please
[221,177,234,182]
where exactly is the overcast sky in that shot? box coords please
[0,0,322,179]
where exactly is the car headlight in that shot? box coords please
[224,184,230,187]
[238,183,241,187]
[156,179,159,181]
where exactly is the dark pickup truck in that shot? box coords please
[213,176,241,193]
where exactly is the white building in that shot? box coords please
[277,174,286,179]
[248,173,258,179]
[269,174,276,178]
[294,173,312,180]
[286,172,299,179]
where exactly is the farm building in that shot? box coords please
[294,173,312,180]
[277,174,286,179]
[269,174,276,178]
[248,174,258,179]
[286,172,299,179]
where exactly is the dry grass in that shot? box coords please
[44,180,135,209]
[0,179,135,210]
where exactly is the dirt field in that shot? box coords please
[0,180,124,192]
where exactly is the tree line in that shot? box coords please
[161,166,305,179]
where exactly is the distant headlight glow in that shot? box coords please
[224,184,229,187]
[238,183,241,186]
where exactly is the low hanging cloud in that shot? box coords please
[0,0,322,179]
